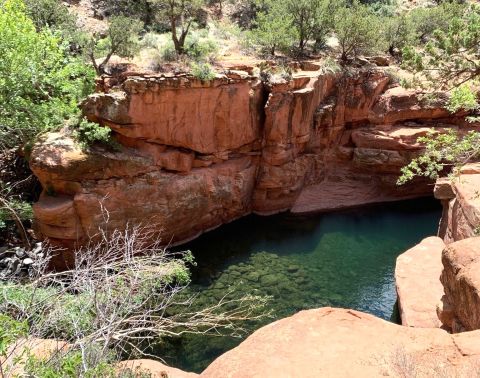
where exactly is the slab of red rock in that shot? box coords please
[441,237,480,331]
[118,359,198,378]
[32,68,465,247]
[395,237,446,328]
[200,307,480,378]
[83,76,265,155]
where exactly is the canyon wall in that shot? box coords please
[30,64,471,247]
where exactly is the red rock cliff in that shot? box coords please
[30,66,472,247]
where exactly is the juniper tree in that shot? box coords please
[249,1,297,56]
[398,4,480,184]
[334,1,384,61]
[153,0,205,55]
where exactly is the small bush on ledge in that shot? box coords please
[191,62,216,81]
[73,118,120,151]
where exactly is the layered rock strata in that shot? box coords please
[30,66,472,247]
[439,237,480,332]
[436,163,480,243]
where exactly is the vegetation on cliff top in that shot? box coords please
[398,2,480,184]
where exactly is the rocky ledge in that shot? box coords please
[30,64,478,248]
[436,163,480,242]
[396,167,480,334]
[395,236,445,328]
[13,308,480,378]
[199,308,480,378]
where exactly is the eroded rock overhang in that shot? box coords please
[30,65,479,247]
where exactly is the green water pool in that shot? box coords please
[160,198,442,372]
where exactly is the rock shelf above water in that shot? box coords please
[29,64,478,249]
[395,236,445,328]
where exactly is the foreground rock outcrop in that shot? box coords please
[30,65,475,247]
[118,360,199,378]
[198,307,480,377]
[395,236,445,328]
[14,308,480,377]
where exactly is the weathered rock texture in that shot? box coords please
[198,307,480,378]
[395,236,445,328]
[30,66,474,247]
[436,164,480,243]
[118,359,198,378]
[440,237,480,332]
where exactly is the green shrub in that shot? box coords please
[0,200,33,230]
[161,42,178,61]
[74,118,119,150]
[141,32,163,49]
[248,2,297,56]
[97,0,158,26]
[87,15,144,75]
[383,13,417,56]
[23,0,86,49]
[0,314,28,356]
[191,62,216,81]
[25,349,117,378]
[398,130,480,184]
[447,84,479,113]
[409,2,465,42]
[334,1,385,61]
[0,0,95,150]
[185,33,219,61]
[320,57,342,74]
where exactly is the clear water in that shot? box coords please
[159,198,441,373]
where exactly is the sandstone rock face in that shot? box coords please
[440,237,480,332]
[395,236,445,328]
[118,359,198,378]
[199,308,480,378]
[84,76,265,154]
[31,68,471,246]
[436,164,480,243]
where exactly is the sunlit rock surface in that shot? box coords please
[395,236,445,328]
[199,308,480,377]
[31,66,474,247]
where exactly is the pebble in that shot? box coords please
[0,243,44,279]
[23,258,34,266]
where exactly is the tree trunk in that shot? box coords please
[388,45,396,57]
[170,17,184,55]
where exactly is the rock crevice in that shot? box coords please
[30,67,475,247]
